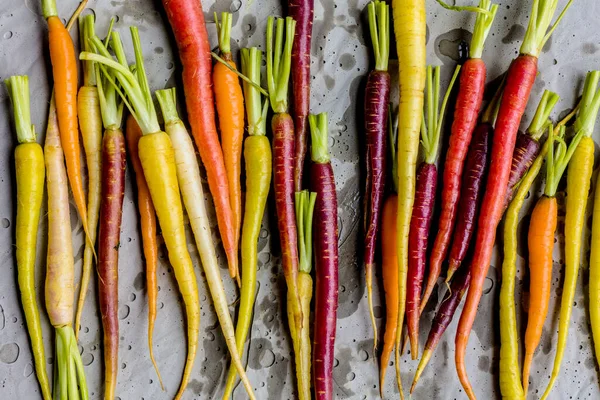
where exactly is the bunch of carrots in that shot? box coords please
[10,0,600,398]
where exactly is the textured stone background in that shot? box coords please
[1,0,600,398]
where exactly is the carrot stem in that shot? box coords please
[296,190,317,274]
[267,17,296,113]
[521,0,574,57]
[527,89,560,140]
[368,1,390,72]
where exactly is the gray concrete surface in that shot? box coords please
[0,0,599,398]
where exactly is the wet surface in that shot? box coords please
[1,0,600,399]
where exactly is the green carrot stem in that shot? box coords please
[156,88,180,125]
[241,47,269,136]
[5,76,36,144]
[41,0,58,19]
[574,71,600,137]
[79,15,96,87]
[527,90,560,140]
[470,0,498,59]
[520,0,574,58]
[368,1,390,72]
[309,112,330,164]
[211,52,269,96]
[215,12,232,55]
[389,104,399,193]
[435,0,493,17]
[296,190,317,274]
[267,16,295,114]
[422,65,461,164]
[545,125,583,197]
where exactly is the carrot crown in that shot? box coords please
[296,190,317,274]
[421,65,461,164]
[573,71,600,138]
[215,12,232,55]
[266,16,296,114]
[470,0,498,59]
[526,90,560,140]
[80,27,160,135]
[5,75,36,144]
[367,1,390,72]
[156,88,182,126]
[544,124,583,197]
[309,112,330,164]
[241,47,269,136]
[521,0,573,58]
[79,15,97,87]
[41,0,58,18]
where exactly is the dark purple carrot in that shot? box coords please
[503,90,559,207]
[411,266,471,393]
[288,0,314,192]
[406,65,460,358]
[363,0,390,350]
[444,84,504,281]
[309,113,339,400]
[98,126,126,400]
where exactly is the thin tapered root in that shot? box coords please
[411,349,432,393]
[366,264,378,352]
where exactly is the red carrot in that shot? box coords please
[363,0,390,350]
[455,2,573,397]
[161,0,239,281]
[422,0,497,314]
[94,31,127,400]
[287,0,314,191]
[411,267,471,392]
[406,65,460,358]
[309,113,339,400]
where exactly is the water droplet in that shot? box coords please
[483,277,494,295]
[1,218,10,228]
[149,379,153,384]
[84,327,89,333]
[129,293,136,302]
[159,302,165,309]
[23,362,33,377]
[0,343,20,364]
[121,363,126,369]
[167,62,174,70]
[259,348,275,368]
[333,358,340,367]
[0,304,5,330]
[259,229,268,238]
[82,353,94,366]
[347,371,356,381]
[11,317,17,323]
[206,331,215,341]
[118,305,130,320]
[3,31,13,40]
[358,349,369,361]
[127,345,132,350]
[78,345,84,355]
[230,0,242,12]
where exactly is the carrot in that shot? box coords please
[309,113,339,400]
[390,1,426,395]
[423,0,497,313]
[499,108,577,399]
[80,27,257,400]
[41,0,88,237]
[541,71,600,400]
[125,115,163,389]
[363,1,391,350]
[406,65,460,357]
[411,267,471,393]
[524,120,585,396]
[379,110,399,395]
[266,16,303,342]
[287,0,314,191]
[88,31,129,400]
[45,98,89,400]
[74,14,104,340]
[290,189,317,400]
[590,146,600,370]
[504,90,560,207]
[5,76,51,400]
[455,2,573,396]
[219,45,272,398]
[162,0,238,281]
[214,12,244,278]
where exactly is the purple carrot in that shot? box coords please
[288,0,314,192]
[406,65,460,358]
[504,90,559,207]
[446,123,492,280]
[363,0,390,350]
[411,266,471,393]
[309,113,339,400]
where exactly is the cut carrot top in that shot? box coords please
[526,89,560,140]
[241,48,269,136]
[266,16,296,114]
[520,0,573,57]
[309,112,330,163]
[296,190,317,274]
[368,1,390,72]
